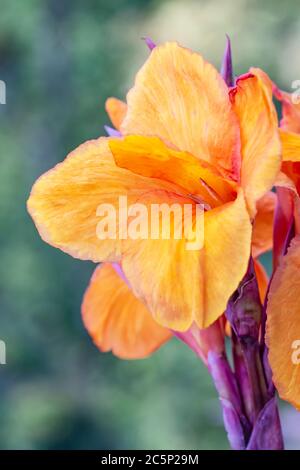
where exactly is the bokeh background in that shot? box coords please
[0,0,300,450]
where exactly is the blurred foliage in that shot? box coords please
[0,0,299,450]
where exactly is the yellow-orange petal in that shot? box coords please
[122,189,203,331]
[252,191,276,258]
[109,135,237,208]
[27,137,179,263]
[253,259,269,304]
[231,70,281,216]
[105,97,127,130]
[82,263,171,359]
[121,188,251,330]
[203,188,252,327]
[121,42,241,181]
[266,235,300,410]
[280,129,300,162]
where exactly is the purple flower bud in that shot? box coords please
[104,125,122,137]
[226,259,261,342]
[220,35,234,87]
[142,37,156,51]
[246,397,284,450]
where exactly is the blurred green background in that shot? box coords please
[0,0,299,450]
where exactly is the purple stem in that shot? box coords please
[225,258,284,449]
[263,346,275,397]
[226,259,269,417]
[232,333,253,425]
[207,351,250,449]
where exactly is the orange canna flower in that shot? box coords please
[27,42,281,360]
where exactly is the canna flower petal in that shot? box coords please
[121,42,241,181]
[105,97,127,130]
[252,191,276,258]
[203,189,252,327]
[230,70,281,216]
[109,135,237,208]
[253,70,300,164]
[27,138,179,263]
[121,189,203,331]
[275,88,300,134]
[280,129,300,162]
[266,236,300,410]
[272,183,296,269]
[82,263,171,359]
[121,188,252,330]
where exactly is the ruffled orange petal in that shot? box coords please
[27,138,179,262]
[105,97,127,130]
[121,188,251,330]
[253,71,300,163]
[121,42,240,181]
[275,88,300,134]
[82,263,171,359]
[230,70,281,216]
[266,236,300,410]
[252,191,276,258]
[109,135,237,208]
